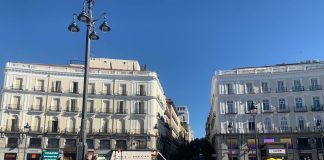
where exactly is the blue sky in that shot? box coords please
[1,0,324,138]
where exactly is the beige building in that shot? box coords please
[0,58,172,160]
[207,60,324,160]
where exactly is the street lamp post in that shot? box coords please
[316,120,324,160]
[228,122,233,160]
[249,102,260,160]
[23,123,30,160]
[68,1,111,160]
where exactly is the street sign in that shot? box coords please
[43,150,60,160]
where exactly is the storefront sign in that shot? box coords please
[269,149,286,154]
[111,151,152,160]
[43,150,60,160]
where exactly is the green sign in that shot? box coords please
[42,150,60,160]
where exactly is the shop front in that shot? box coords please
[27,153,41,160]
[4,153,17,160]
[260,143,287,160]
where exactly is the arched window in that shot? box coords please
[280,117,288,131]
[264,117,272,131]
[298,116,305,131]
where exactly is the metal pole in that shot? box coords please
[321,131,324,160]
[80,1,93,160]
[23,134,27,160]
[254,114,260,160]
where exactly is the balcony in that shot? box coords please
[98,110,113,115]
[310,85,322,91]
[245,89,255,94]
[135,109,146,115]
[136,91,147,96]
[311,105,324,111]
[261,88,271,93]
[292,86,304,92]
[6,143,18,148]
[294,106,308,112]
[34,86,45,92]
[261,108,274,113]
[98,129,113,134]
[46,127,60,133]
[29,143,42,148]
[277,106,290,113]
[11,84,24,90]
[117,91,128,96]
[116,109,128,115]
[63,128,78,134]
[28,106,43,112]
[51,87,63,93]
[4,127,21,132]
[7,105,22,111]
[133,129,148,135]
[29,127,43,133]
[227,89,235,95]
[225,110,237,115]
[276,87,288,93]
[47,107,61,113]
[101,90,112,95]
[114,129,128,134]
[63,108,78,113]
[88,89,96,95]
[87,108,95,114]
[70,88,79,94]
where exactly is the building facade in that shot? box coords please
[176,106,194,142]
[206,60,324,160]
[0,58,184,160]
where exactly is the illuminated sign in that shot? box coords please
[268,149,286,154]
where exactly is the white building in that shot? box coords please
[176,106,194,141]
[0,58,173,160]
[206,60,324,160]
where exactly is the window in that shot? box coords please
[115,140,127,150]
[14,78,23,90]
[11,96,21,109]
[33,97,43,110]
[136,102,145,114]
[47,139,59,148]
[280,117,288,131]
[277,81,286,92]
[103,84,111,95]
[248,118,255,131]
[117,101,125,114]
[262,99,270,111]
[51,98,60,111]
[227,101,235,114]
[50,120,58,133]
[100,140,110,149]
[298,117,305,131]
[88,83,95,94]
[65,139,76,147]
[311,78,319,86]
[87,100,94,113]
[70,99,77,112]
[87,139,94,149]
[72,82,79,93]
[278,99,286,111]
[135,140,147,149]
[36,79,45,91]
[261,82,269,93]
[120,84,127,95]
[52,81,62,92]
[264,118,272,131]
[29,138,42,148]
[295,98,303,109]
[246,100,255,112]
[138,85,146,96]
[103,101,111,113]
[246,83,253,94]
[226,83,234,94]
[7,138,18,148]
[313,97,321,108]
[293,80,303,91]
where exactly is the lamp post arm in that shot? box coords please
[93,12,107,22]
